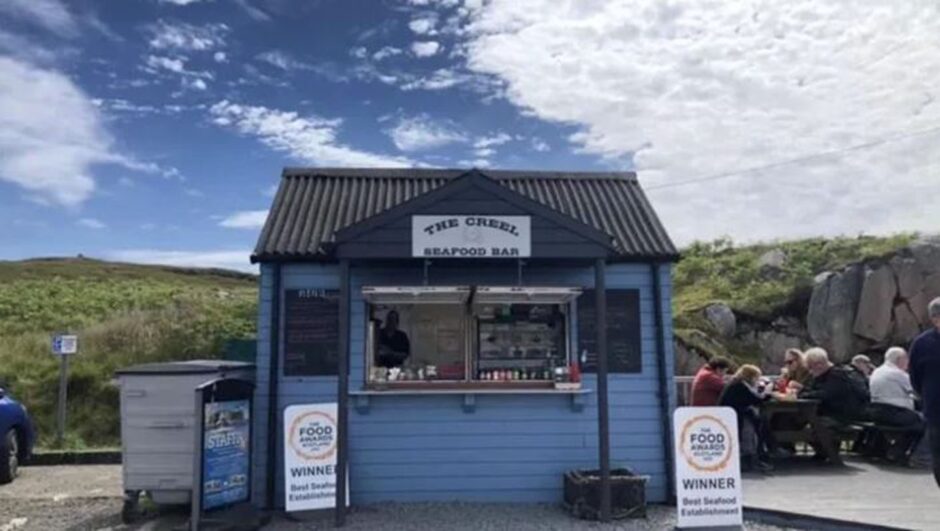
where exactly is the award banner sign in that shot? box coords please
[673,407,743,529]
[412,215,531,258]
[284,403,346,512]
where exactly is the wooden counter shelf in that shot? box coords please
[350,382,592,413]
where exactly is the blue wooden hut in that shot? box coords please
[249,168,679,518]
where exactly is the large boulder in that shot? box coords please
[757,248,787,279]
[911,237,940,277]
[853,265,898,343]
[893,302,922,343]
[807,265,864,362]
[925,272,940,302]
[756,331,803,372]
[891,256,924,300]
[704,303,737,339]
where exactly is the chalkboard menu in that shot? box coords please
[577,289,641,373]
[284,289,339,376]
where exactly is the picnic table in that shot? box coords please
[761,398,846,464]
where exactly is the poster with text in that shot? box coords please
[673,407,743,528]
[284,403,347,512]
[202,400,250,510]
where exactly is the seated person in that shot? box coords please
[849,354,875,389]
[869,347,925,462]
[775,348,811,393]
[376,310,411,368]
[690,356,732,406]
[719,364,776,472]
[800,347,871,465]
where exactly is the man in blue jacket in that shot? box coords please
[910,297,940,487]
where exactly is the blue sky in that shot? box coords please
[1,1,938,271]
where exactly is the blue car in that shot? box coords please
[0,385,34,484]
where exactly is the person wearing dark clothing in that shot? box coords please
[799,347,870,465]
[909,297,940,488]
[719,364,772,472]
[376,310,411,368]
[802,362,870,421]
[690,357,732,406]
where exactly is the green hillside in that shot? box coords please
[0,258,257,448]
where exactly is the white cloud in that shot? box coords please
[0,57,109,205]
[0,0,76,37]
[531,137,550,152]
[372,46,403,61]
[459,0,940,244]
[106,249,254,272]
[145,54,213,80]
[219,209,268,229]
[213,51,227,63]
[399,68,464,90]
[256,51,348,82]
[209,100,414,167]
[409,16,438,35]
[350,47,368,59]
[159,0,207,4]
[184,78,208,91]
[411,41,442,58]
[147,20,228,51]
[77,218,106,229]
[472,132,512,158]
[256,50,304,70]
[233,0,271,21]
[386,114,466,152]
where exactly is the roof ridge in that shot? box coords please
[281,167,638,181]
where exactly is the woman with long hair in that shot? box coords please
[719,364,774,472]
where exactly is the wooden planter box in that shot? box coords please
[563,468,648,520]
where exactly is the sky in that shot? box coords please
[1,0,938,272]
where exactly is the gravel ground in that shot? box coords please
[264,503,796,531]
[0,466,796,531]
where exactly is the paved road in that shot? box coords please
[744,456,939,530]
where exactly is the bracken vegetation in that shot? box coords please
[0,258,257,448]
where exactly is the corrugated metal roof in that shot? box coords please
[253,168,678,262]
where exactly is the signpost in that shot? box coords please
[51,334,78,445]
[191,378,254,531]
[673,407,743,529]
[284,403,347,513]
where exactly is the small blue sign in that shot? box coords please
[51,334,78,355]
[202,399,251,510]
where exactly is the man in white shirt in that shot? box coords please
[869,347,924,462]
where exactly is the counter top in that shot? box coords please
[349,385,592,413]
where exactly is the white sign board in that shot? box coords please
[412,215,531,258]
[51,334,78,355]
[673,407,743,529]
[284,403,347,512]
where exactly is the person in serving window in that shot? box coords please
[377,310,411,368]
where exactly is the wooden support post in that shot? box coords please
[335,260,350,527]
[595,258,611,522]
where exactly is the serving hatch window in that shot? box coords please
[363,286,580,388]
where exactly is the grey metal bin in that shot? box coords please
[115,360,254,509]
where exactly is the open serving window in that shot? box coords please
[364,286,582,390]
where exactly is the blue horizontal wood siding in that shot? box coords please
[252,261,675,507]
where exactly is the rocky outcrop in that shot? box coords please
[677,237,940,373]
[758,248,787,279]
